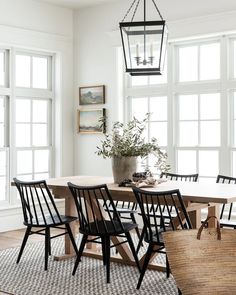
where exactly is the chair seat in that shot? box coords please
[106,206,137,214]
[24,215,78,227]
[138,211,176,219]
[220,219,236,228]
[80,220,138,236]
[144,228,173,245]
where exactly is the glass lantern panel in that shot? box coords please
[121,23,165,72]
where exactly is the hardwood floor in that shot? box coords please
[0,228,62,251]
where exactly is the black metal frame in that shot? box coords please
[160,172,199,182]
[67,182,141,283]
[13,178,79,271]
[133,187,192,290]
[119,0,167,76]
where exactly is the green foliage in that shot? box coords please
[96,114,170,172]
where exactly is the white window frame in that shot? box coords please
[125,34,236,180]
[0,48,55,207]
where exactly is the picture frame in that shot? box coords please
[77,109,106,134]
[79,85,105,105]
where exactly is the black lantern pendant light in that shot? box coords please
[120,0,168,76]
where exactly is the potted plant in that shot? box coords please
[96,115,170,183]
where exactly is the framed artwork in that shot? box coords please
[79,85,105,105]
[77,109,106,134]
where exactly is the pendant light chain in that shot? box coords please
[131,0,141,22]
[151,0,164,20]
[121,0,138,22]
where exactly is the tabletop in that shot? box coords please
[46,175,236,204]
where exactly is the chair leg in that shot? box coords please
[48,228,51,256]
[130,213,143,246]
[45,227,50,271]
[105,236,110,283]
[65,223,79,256]
[101,237,106,266]
[136,227,145,255]
[72,234,88,276]
[137,243,153,290]
[166,255,170,278]
[17,226,31,264]
[125,231,141,273]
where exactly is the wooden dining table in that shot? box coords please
[46,175,236,272]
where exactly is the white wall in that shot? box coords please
[0,0,74,231]
[74,0,236,177]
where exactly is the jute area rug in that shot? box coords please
[0,237,178,295]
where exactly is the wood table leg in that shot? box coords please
[208,204,220,227]
[188,209,201,229]
[54,194,78,261]
[65,195,77,255]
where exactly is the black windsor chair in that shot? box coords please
[136,172,198,254]
[13,178,79,270]
[133,187,192,290]
[216,174,236,228]
[105,199,141,243]
[67,182,141,283]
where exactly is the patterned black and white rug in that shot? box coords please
[0,237,178,295]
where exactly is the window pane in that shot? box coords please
[34,173,49,180]
[131,76,148,86]
[32,57,48,89]
[0,52,5,86]
[234,93,236,119]
[149,59,167,85]
[0,177,6,200]
[200,43,220,80]
[234,41,236,78]
[15,124,31,147]
[15,55,31,87]
[131,97,148,120]
[200,121,220,146]
[179,46,198,82]
[150,122,167,146]
[0,97,4,122]
[177,150,197,174]
[233,151,236,177]
[150,96,167,121]
[17,150,32,174]
[179,122,198,146]
[199,150,219,177]
[33,100,48,123]
[17,174,33,181]
[15,99,31,122]
[179,95,198,120]
[0,151,6,175]
[0,124,4,147]
[200,93,220,120]
[234,121,236,147]
[34,150,49,173]
[32,124,47,146]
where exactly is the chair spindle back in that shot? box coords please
[133,187,192,243]
[216,175,236,220]
[68,182,125,234]
[13,178,62,226]
[160,172,199,182]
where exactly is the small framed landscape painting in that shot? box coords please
[79,85,105,105]
[78,109,106,134]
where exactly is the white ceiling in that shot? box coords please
[35,0,236,20]
[35,0,119,9]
